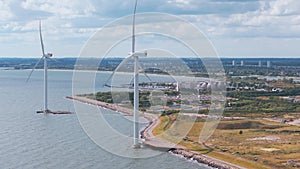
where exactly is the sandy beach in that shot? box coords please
[67,95,244,169]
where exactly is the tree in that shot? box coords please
[166,99,174,106]
[182,99,190,105]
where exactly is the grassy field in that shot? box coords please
[85,89,300,168]
[153,116,300,169]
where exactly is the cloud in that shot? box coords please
[0,0,13,21]
[185,0,300,39]
[266,0,300,15]
[167,0,260,15]
[1,0,300,57]
[89,0,261,17]
[21,0,96,19]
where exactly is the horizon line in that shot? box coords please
[1,56,300,59]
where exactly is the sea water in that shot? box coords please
[0,70,212,169]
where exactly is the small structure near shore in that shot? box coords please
[36,109,73,114]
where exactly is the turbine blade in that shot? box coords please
[132,0,138,53]
[48,57,59,63]
[26,56,44,82]
[137,62,152,82]
[39,20,45,56]
[104,55,134,87]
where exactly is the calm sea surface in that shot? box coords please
[0,70,213,169]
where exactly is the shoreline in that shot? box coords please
[19,68,211,81]
[170,149,244,169]
[13,68,300,81]
[67,95,244,169]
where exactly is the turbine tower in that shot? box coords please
[27,20,53,113]
[132,0,141,148]
[104,0,147,148]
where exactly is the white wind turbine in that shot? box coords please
[27,20,53,114]
[104,0,147,148]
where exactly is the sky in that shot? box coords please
[1,0,300,58]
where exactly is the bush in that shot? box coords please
[161,110,179,116]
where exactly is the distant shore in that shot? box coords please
[20,68,211,81]
[67,95,243,169]
[18,68,300,84]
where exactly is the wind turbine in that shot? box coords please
[27,20,53,114]
[104,0,147,148]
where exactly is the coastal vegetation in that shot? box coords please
[73,57,300,169]
[225,77,300,117]
[80,74,300,169]
[153,117,300,169]
[82,76,300,169]
[226,95,300,115]
[85,91,151,109]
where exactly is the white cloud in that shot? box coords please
[0,0,13,21]
[1,0,300,57]
[168,0,192,9]
[21,0,96,19]
[185,0,300,39]
[267,0,300,16]
[1,22,20,31]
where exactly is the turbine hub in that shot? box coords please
[132,50,147,57]
[46,53,53,58]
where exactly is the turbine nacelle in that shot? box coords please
[45,53,53,58]
[129,50,147,57]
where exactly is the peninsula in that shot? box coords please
[67,95,244,169]
[67,73,300,169]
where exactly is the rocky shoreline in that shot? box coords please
[68,95,243,169]
[170,149,243,169]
